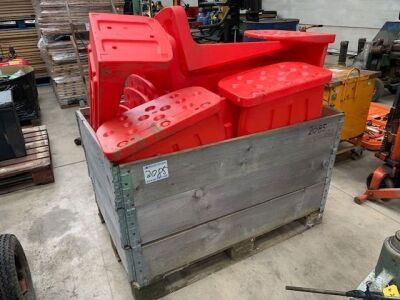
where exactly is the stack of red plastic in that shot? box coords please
[89,6,335,163]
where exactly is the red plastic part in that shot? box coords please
[244,30,336,44]
[244,30,335,67]
[88,12,173,129]
[96,87,227,162]
[219,62,332,136]
[0,57,29,67]
[123,74,159,108]
[88,6,335,129]
[361,103,390,151]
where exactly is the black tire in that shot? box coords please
[0,234,35,300]
[388,85,399,95]
[366,174,395,201]
[366,173,395,188]
[372,78,385,102]
[350,148,364,160]
[74,138,82,146]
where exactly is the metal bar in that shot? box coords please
[338,41,349,66]
[65,0,88,103]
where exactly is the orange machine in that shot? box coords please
[355,88,400,203]
[361,103,389,151]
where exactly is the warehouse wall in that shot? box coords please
[262,0,400,52]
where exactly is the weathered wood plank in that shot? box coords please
[25,139,49,150]
[141,182,325,279]
[0,152,50,168]
[26,146,50,155]
[24,133,48,143]
[126,113,339,207]
[0,157,51,179]
[137,140,331,243]
[22,125,46,134]
[23,130,48,139]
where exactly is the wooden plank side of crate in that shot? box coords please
[136,140,331,244]
[125,112,340,244]
[141,182,325,280]
[125,112,340,208]
[76,110,137,281]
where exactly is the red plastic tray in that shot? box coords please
[96,87,227,162]
[244,30,336,44]
[219,62,332,135]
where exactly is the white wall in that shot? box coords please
[262,0,400,51]
[161,0,197,8]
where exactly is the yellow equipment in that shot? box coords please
[324,67,379,141]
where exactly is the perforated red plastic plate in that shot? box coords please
[244,30,336,44]
[97,86,223,161]
[218,62,332,107]
[89,13,173,63]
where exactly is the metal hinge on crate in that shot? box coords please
[120,168,149,286]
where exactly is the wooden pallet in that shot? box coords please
[0,125,54,194]
[0,0,35,22]
[127,211,322,300]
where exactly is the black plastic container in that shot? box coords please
[0,65,40,125]
[0,90,26,161]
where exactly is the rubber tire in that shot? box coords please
[372,78,385,102]
[0,234,35,300]
[74,138,82,146]
[388,85,399,95]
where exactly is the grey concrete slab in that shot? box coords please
[0,162,133,299]
[0,85,399,300]
[37,86,85,168]
[163,186,400,300]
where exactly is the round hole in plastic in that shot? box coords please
[138,115,149,121]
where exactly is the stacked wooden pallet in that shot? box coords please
[33,0,124,107]
[0,0,48,79]
[0,29,48,79]
[0,0,35,22]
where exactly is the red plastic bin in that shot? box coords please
[96,87,228,163]
[218,62,332,136]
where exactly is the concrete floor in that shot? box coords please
[0,85,399,300]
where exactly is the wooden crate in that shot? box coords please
[0,125,54,194]
[76,107,343,289]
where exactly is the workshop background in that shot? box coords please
[1,0,400,300]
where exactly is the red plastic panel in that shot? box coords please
[96,87,227,162]
[89,13,172,63]
[89,13,173,130]
[244,30,336,44]
[123,74,159,108]
[218,62,332,107]
[219,62,332,136]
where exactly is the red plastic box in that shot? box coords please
[96,87,228,163]
[218,62,332,136]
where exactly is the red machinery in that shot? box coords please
[355,89,400,204]
[0,47,29,67]
[89,6,335,163]
[361,103,389,151]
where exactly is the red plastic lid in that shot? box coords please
[97,87,222,161]
[89,13,172,63]
[218,62,332,107]
[244,30,335,44]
